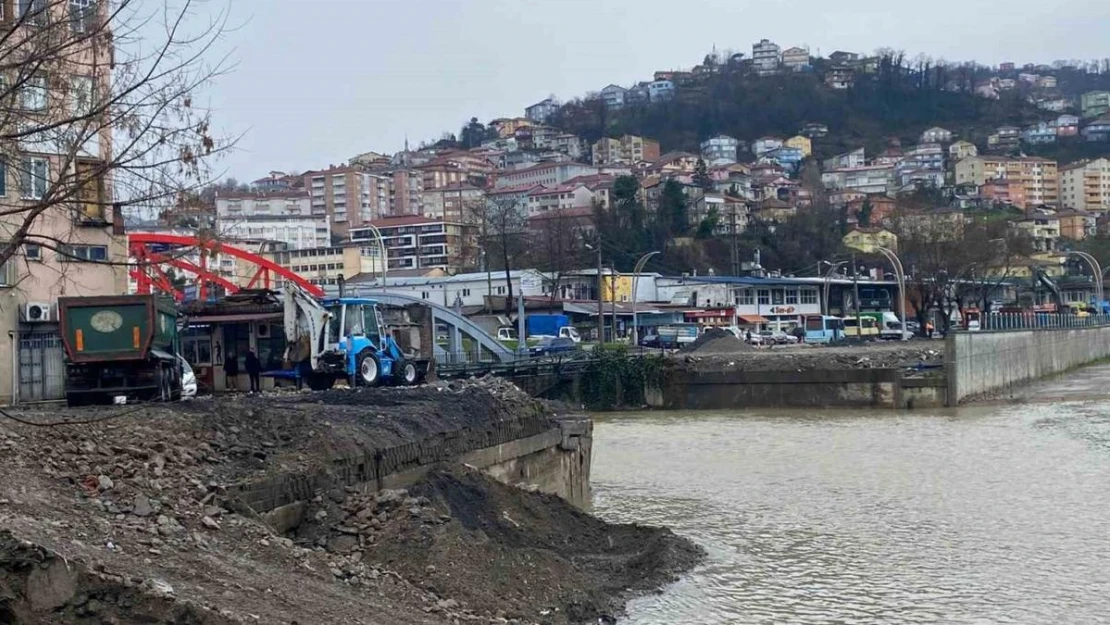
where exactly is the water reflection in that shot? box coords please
[593,401,1110,624]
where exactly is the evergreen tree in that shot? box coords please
[659,179,689,237]
[692,158,713,190]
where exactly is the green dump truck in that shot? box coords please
[59,295,182,405]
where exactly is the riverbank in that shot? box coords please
[0,381,699,624]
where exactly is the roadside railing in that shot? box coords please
[979,313,1110,332]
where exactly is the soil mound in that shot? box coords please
[683,327,753,355]
[299,468,703,624]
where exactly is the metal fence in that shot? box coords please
[979,313,1110,332]
[17,331,66,403]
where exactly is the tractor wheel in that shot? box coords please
[306,373,336,391]
[357,350,381,387]
[396,360,419,386]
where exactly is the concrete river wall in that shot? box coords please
[947,326,1110,404]
[653,368,948,410]
[228,413,592,532]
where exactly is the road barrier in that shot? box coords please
[979,313,1110,331]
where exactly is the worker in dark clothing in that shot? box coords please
[245,349,262,394]
[224,353,239,392]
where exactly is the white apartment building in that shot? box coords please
[701,135,740,165]
[752,39,782,75]
[1059,158,1110,212]
[215,193,330,249]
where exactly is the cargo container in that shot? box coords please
[58,295,182,405]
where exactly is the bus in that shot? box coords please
[804,315,844,344]
[842,316,880,338]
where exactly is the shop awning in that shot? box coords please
[738,315,768,324]
[185,312,283,324]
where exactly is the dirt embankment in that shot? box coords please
[678,340,945,372]
[0,379,699,624]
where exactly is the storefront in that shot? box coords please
[180,291,287,394]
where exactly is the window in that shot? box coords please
[69,0,96,33]
[757,289,770,305]
[24,244,41,260]
[20,74,47,110]
[801,289,818,305]
[736,289,754,306]
[58,244,107,262]
[772,289,785,305]
[75,160,105,221]
[785,289,799,305]
[18,0,47,25]
[70,75,94,114]
[182,326,213,367]
[20,157,48,200]
[0,246,15,286]
[0,161,5,196]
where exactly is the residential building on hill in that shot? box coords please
[351,215,478,273]
[781,47,810,71]
[1053,114,1080,137]
[1081,91,1110,119]
[421,183,486,222]
[824,148,866,170]
[1021,122,1057,145]
[1010,212,1060,252]
[701,135,740,165]
[252,171,300,192]
[525,97,559,123]
[215,192,329,249]
[821,165,895,195]
[494,162,600,189]
[949,140,978,160]
[303,166,389,242]
[987,126,1021,151]
[979,178,1026,208]
[920,127,953,143]
[648,80,676,102]
[955,156,1058,209]
[800,122,829,138]
[825,66,854,89]
[752,39,781,75]
[262,244,386,288]
[1056,210,1097,240]
[599,84,628,109]
[592,135,660,166]
[1082,116,1110,142]
[784,135,813,157]
[751,137,784,156]
[1059,158,1110,212]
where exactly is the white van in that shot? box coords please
[878,312,910,340]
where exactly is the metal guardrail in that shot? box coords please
[978,313,1110,332]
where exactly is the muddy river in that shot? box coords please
[592,365,1110,624]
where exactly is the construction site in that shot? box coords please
[0,379,700,625]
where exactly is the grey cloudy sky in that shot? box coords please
[205,0,1110,181]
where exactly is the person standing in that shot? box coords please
[224,352,239,392]
[245,349,262,394]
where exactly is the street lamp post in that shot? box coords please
[822,260,848,316]
[631,251,660,346]
[1069,251,1104,306]
[355,224,389,287]
[875,246,907,339]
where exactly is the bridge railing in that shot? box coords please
[979,313,1110,332]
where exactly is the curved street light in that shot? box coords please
[355,223,389,287]
[1069,251,1103,306]
[875,246,907,339]
[822,260,848,316]
[631,251,660,347]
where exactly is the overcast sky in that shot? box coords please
[199,0,1110,182]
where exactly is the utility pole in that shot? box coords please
[596,241,605,343]
[852,253,861,340]
[610,273,618,341]
[730,211,739,276]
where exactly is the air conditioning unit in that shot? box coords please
[25,302,52,322]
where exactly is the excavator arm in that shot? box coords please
[283,287,332,370]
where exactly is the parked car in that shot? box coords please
[178,355,197,399]
[529,337,578,357]
[639,332,661,348]
[758,330,798,345]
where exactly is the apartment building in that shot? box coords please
[1081,91,1110,119]
[820,165,895,195]
[351,216,479,273]
[215,192,330,249]
[263,245,386,288]
[955,156,1059,209]
[303,166,389,242]
[591,135,661,166]
[421,183,485,222]
[494,162,600,189]
[0,0,128,402]
[784,135,813,157]
[1059,158,1110,212]
[752,39,781,75]
[525,97,559,123]
[700,135,740,165]
[781,47,810,71]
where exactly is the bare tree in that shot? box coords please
[0,0,231,279]
[470,195,528,314]
[526,208,590,305]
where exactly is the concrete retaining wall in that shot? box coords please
[947,326,1110,404]
[227,414,592,531]
[656,368,947,410]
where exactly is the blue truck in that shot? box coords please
[525,314,581,342]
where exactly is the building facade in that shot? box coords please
[351,215,479,273]
[215,192,329,249]
[955,156,1059,209]
[1059,158,1110,212]
[1081,91,1110,118]
[591,135,661,166]
[752,39,781,75]
[700,135,740,165]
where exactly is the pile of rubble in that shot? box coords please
[0,380,698,624]
[678,341,946,372]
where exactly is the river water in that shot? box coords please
[592,366,1110,624]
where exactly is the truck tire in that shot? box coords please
[396,360,418,386]
[357,350,380,387]
[306,373,335,391]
